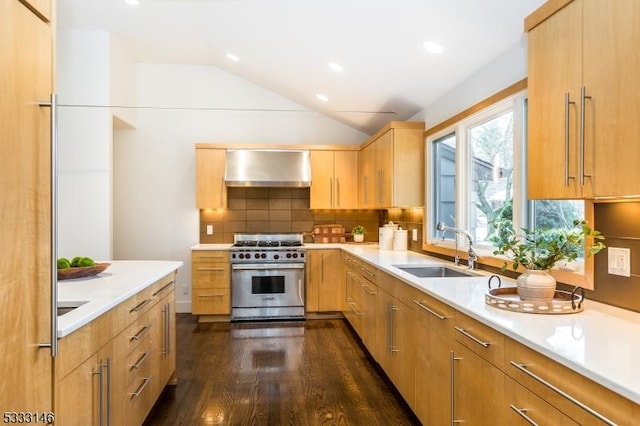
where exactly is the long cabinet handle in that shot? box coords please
[347,301,363,316]
[198,294,226,298]
[38,93,58,357]
[93,363,105,426]
[579,86,592,186]
[413,300,447,320]
[450,351,462,425]
[129,377,152,398]
[197,267,226,272]
[131,351,151,370]
[130,298,152,313]
[336,178,340,207]
[165,303,171,356]
[387,304,399,354]
[454,326,490,348]
[329,177,334,207]
[105,357,111,426]
[360,284,376,296]
[130,325,151,342]
[564,92,576,187]
[509,405,538,426]
[509,361,616,426]
[153,280,175,297]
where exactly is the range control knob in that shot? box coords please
[274,254,280,260]
[292,253,298,259]
[261,253,267,259]
[286,253,292,259]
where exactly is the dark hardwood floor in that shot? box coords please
[144,314,420,425]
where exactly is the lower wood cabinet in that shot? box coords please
[191,250,230,315]
[306,249,343,312]
[55,272,177,426]
[505,376,579,425]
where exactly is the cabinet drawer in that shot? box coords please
[453,311,504,369]
[118,315,154,359]
[505,337,632,425]
[192,288,230,315]
[192,251,230,263]
[505,376,578,425]
[192,262,230,289]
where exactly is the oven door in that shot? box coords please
[231,263,305,309]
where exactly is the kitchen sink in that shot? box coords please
[392,265,475,278]
[57,301,88,316]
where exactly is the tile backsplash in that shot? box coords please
[199,187,380,243]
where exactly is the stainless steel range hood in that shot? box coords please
[224,149,312,187]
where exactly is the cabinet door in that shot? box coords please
[414,295,454,426]
[374,130,394,207]
[583,0,640,196]
[356,275,377,358]
[333,151,358,209]
[318,250,344,311]
[310,150,334,209]
[305,250,321,312]
[57,346,113,426]
[452,341,506,424]
[527,0,582,199]
[358,145,375,208]
[1,0,53,413]
[505,377,579,426]
[196,148,227,209]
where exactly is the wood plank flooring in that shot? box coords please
[144,314,420,425]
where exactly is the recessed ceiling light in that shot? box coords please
[328,62,344,72]
[124,0,140,5]
[423,41,444,54]
[226,53,240,62]
[316,93,329,102]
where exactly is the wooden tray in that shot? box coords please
[485,276,584,314]
[58,263,110,281]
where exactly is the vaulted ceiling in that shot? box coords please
[57,0,545,134]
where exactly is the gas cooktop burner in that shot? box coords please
[231,233,306,263]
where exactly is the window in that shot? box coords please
[426,91,585,258]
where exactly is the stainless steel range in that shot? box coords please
[230,233,306,321]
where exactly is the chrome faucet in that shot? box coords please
[436,222,478,270]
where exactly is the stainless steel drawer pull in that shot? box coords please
[131,352,151,370]
[153,280,175,297]
[509,361,617,426]
[130,298,152,313]
[197,267,225,272]
[198,294,225,298]
[347,301,363,316]
[129,377,152,398]
[413,300,446,320]
[454,326,490,348]
[510,405,538,425]
[361,267,375,278]
[360,284,376,296]
[131,325,151,342]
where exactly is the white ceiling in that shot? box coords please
[57,0,545,135]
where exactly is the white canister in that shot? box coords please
[379,227,394,250]
[393,229,408,251]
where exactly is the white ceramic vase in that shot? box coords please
[353,234,364,243]
[517,269,556,301]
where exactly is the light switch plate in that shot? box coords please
[608,247,631,277]
[412,229,418,241]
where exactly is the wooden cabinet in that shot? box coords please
[505,376,579,425]
[310,150,358,209]
[195,148,227,209]
[527,0,640,198]
[1,0,54,414]
[412,290,454,426]
[20,0,51,20]
[358,122,424,208]
[376,287,415,407]
[191,250,231,315]
[55,272,178,426]
[306,249,344,312]
[342,254,378,357]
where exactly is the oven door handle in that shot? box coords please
[231,263,305,271]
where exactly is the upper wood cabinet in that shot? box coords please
[359,121,424,208]
[1,0,53,413]
[527,0,640,198]
[310,150,358,209]
[195,148,227,209]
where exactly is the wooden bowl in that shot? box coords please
[57,262,111,281]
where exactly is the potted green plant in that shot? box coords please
[490,219,605,301]
[352,225,366,243]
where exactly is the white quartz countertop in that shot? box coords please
[57,260,183,338]
[189,241,640,404]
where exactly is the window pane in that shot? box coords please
[469,111,513,244]
[431,133,456,236]
[532,200,584,229]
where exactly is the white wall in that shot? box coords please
[56,30,113,261]
[412,37,529,128]
[113,63,369,312]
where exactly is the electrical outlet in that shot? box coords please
[412,229,418,241]
[608,247,631,277]
[182,284,189,295]
[206,224,213,235]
